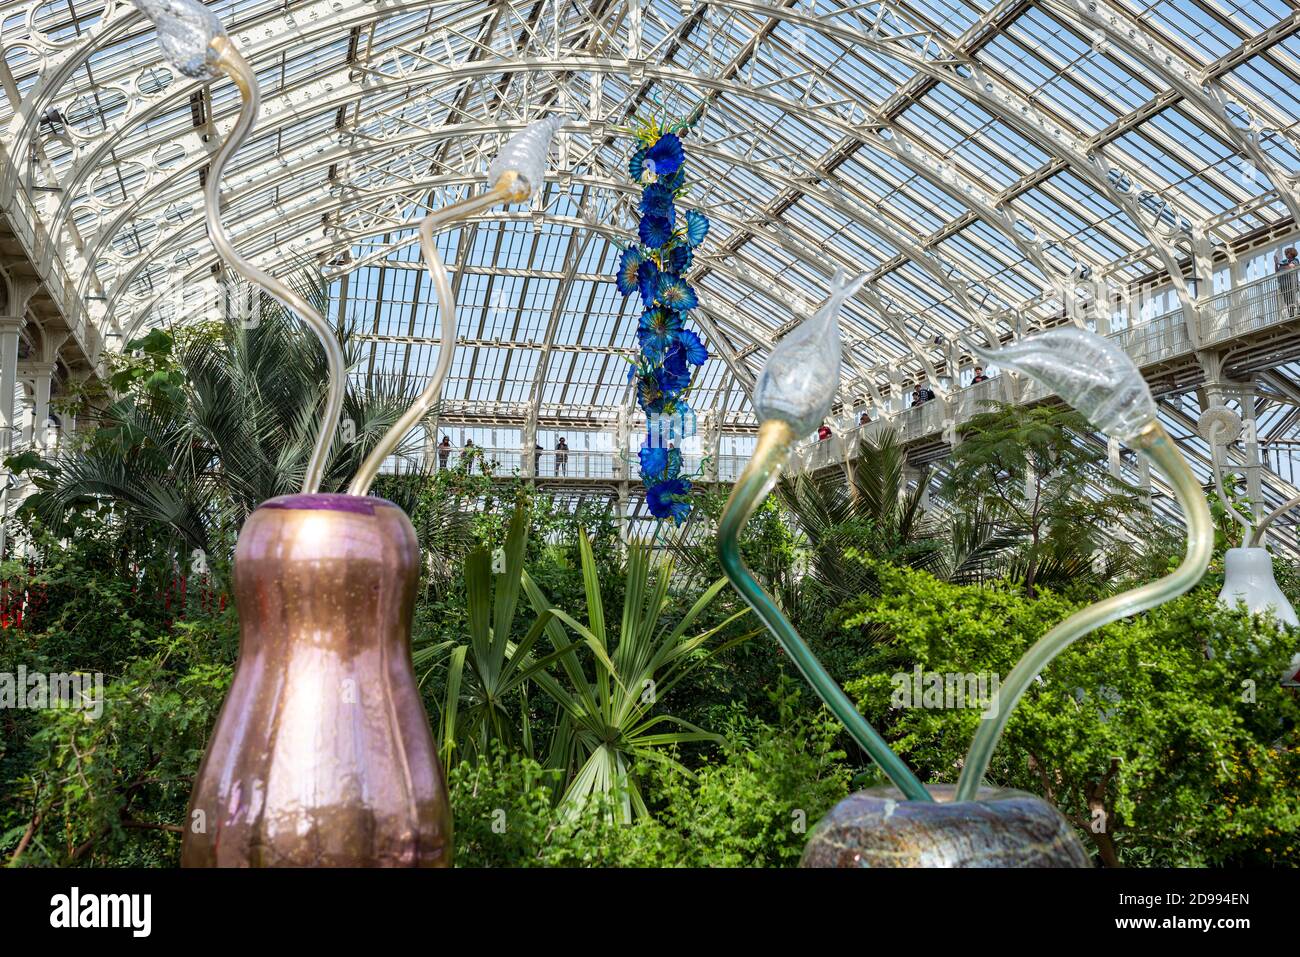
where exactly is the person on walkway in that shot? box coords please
[1278,246,1299,317]
[555,437,569,476]
[437,435,451,471]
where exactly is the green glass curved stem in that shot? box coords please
[717,420,933,803]
[209,39,346,494]
[348,175,522,496]
[955,422,1213,802]
[1250,492,1300,547]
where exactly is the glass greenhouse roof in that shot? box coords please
[5,0,1300,432]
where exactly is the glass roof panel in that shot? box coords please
[4,0,1300,439]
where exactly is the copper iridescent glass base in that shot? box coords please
[181,494,452,867]
[801,784,1089,868]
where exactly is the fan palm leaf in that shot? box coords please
[24,269,444,557]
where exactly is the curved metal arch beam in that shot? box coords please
[78,119,516,302]
[953,59,1211,343]
[687,0,1215,341]
[679,13,1108,307]
[48,4,1248,358]
[701,0,1203,223]
[716,191,1010,368]
[199,213,987,404]
[38,9,1142,334]
[103,172,1062,412]
[106,128,1024,381]
[113,181,790,346]
[94,111,1089,323]
[28,1,523,254]
[71,51,1074,323]
[6,0,489,163]
[13,0,1237,256]
[6,0,144,157]
[53,62,356,265]
[123,164,978,397]
[698,226,961,385]
[106,166,802,327]
[137,199,967,408]
[55,70,1179,393]
[118,207,812,399]
[113,173,907,393]
[728,14,1108,286]
[32,1,667,244]
[89,106,1038,365]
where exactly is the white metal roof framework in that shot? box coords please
[5,1,1300,508]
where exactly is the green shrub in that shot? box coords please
[449,688,850,867]
[843,561,1300,866]
[2,618,235,867]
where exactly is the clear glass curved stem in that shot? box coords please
[717,419,933,802]
[955,423,1212,802]
[1250,493,1300,547]
[209,38,345,494]
[1209,422,1251,542]
[347,179,520,496]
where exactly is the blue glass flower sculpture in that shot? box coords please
[614,111,712,523]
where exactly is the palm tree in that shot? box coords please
[778,428,939,601]
[778,428,1019,600]
[22,272,442,559]
[412,503,582,763]
[940,402,1145,596]
[521,531,751,821]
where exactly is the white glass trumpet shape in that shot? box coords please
[973,326,1158,442]
[956,324,1214,802]
[129,0,225,78]
[753,269,866,435]
[489,116,569,200]
[134,0,345,493]
[1216,548,1300,687]
[1218,547,1299,626]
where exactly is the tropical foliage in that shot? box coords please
[448,682,849,867]
[3,318,1298,869]
[522,530,751,820]
[414,503,575,763]
[779,428,1024,602]
[943,403,1143,596]
[21,275,433,556]
[843,561,1300,866]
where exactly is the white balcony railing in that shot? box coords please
[793,271,1300,474]
[391,445,752,483]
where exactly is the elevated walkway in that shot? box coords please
[413,273,1300,513]
[795,272,1300,474]
[0,141,104,374]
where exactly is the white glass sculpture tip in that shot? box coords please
[1218,547,1299,627]
[754,268,867,435]
[973,326,1157,441]
[488,116,569,199]
[130,0,226,78]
